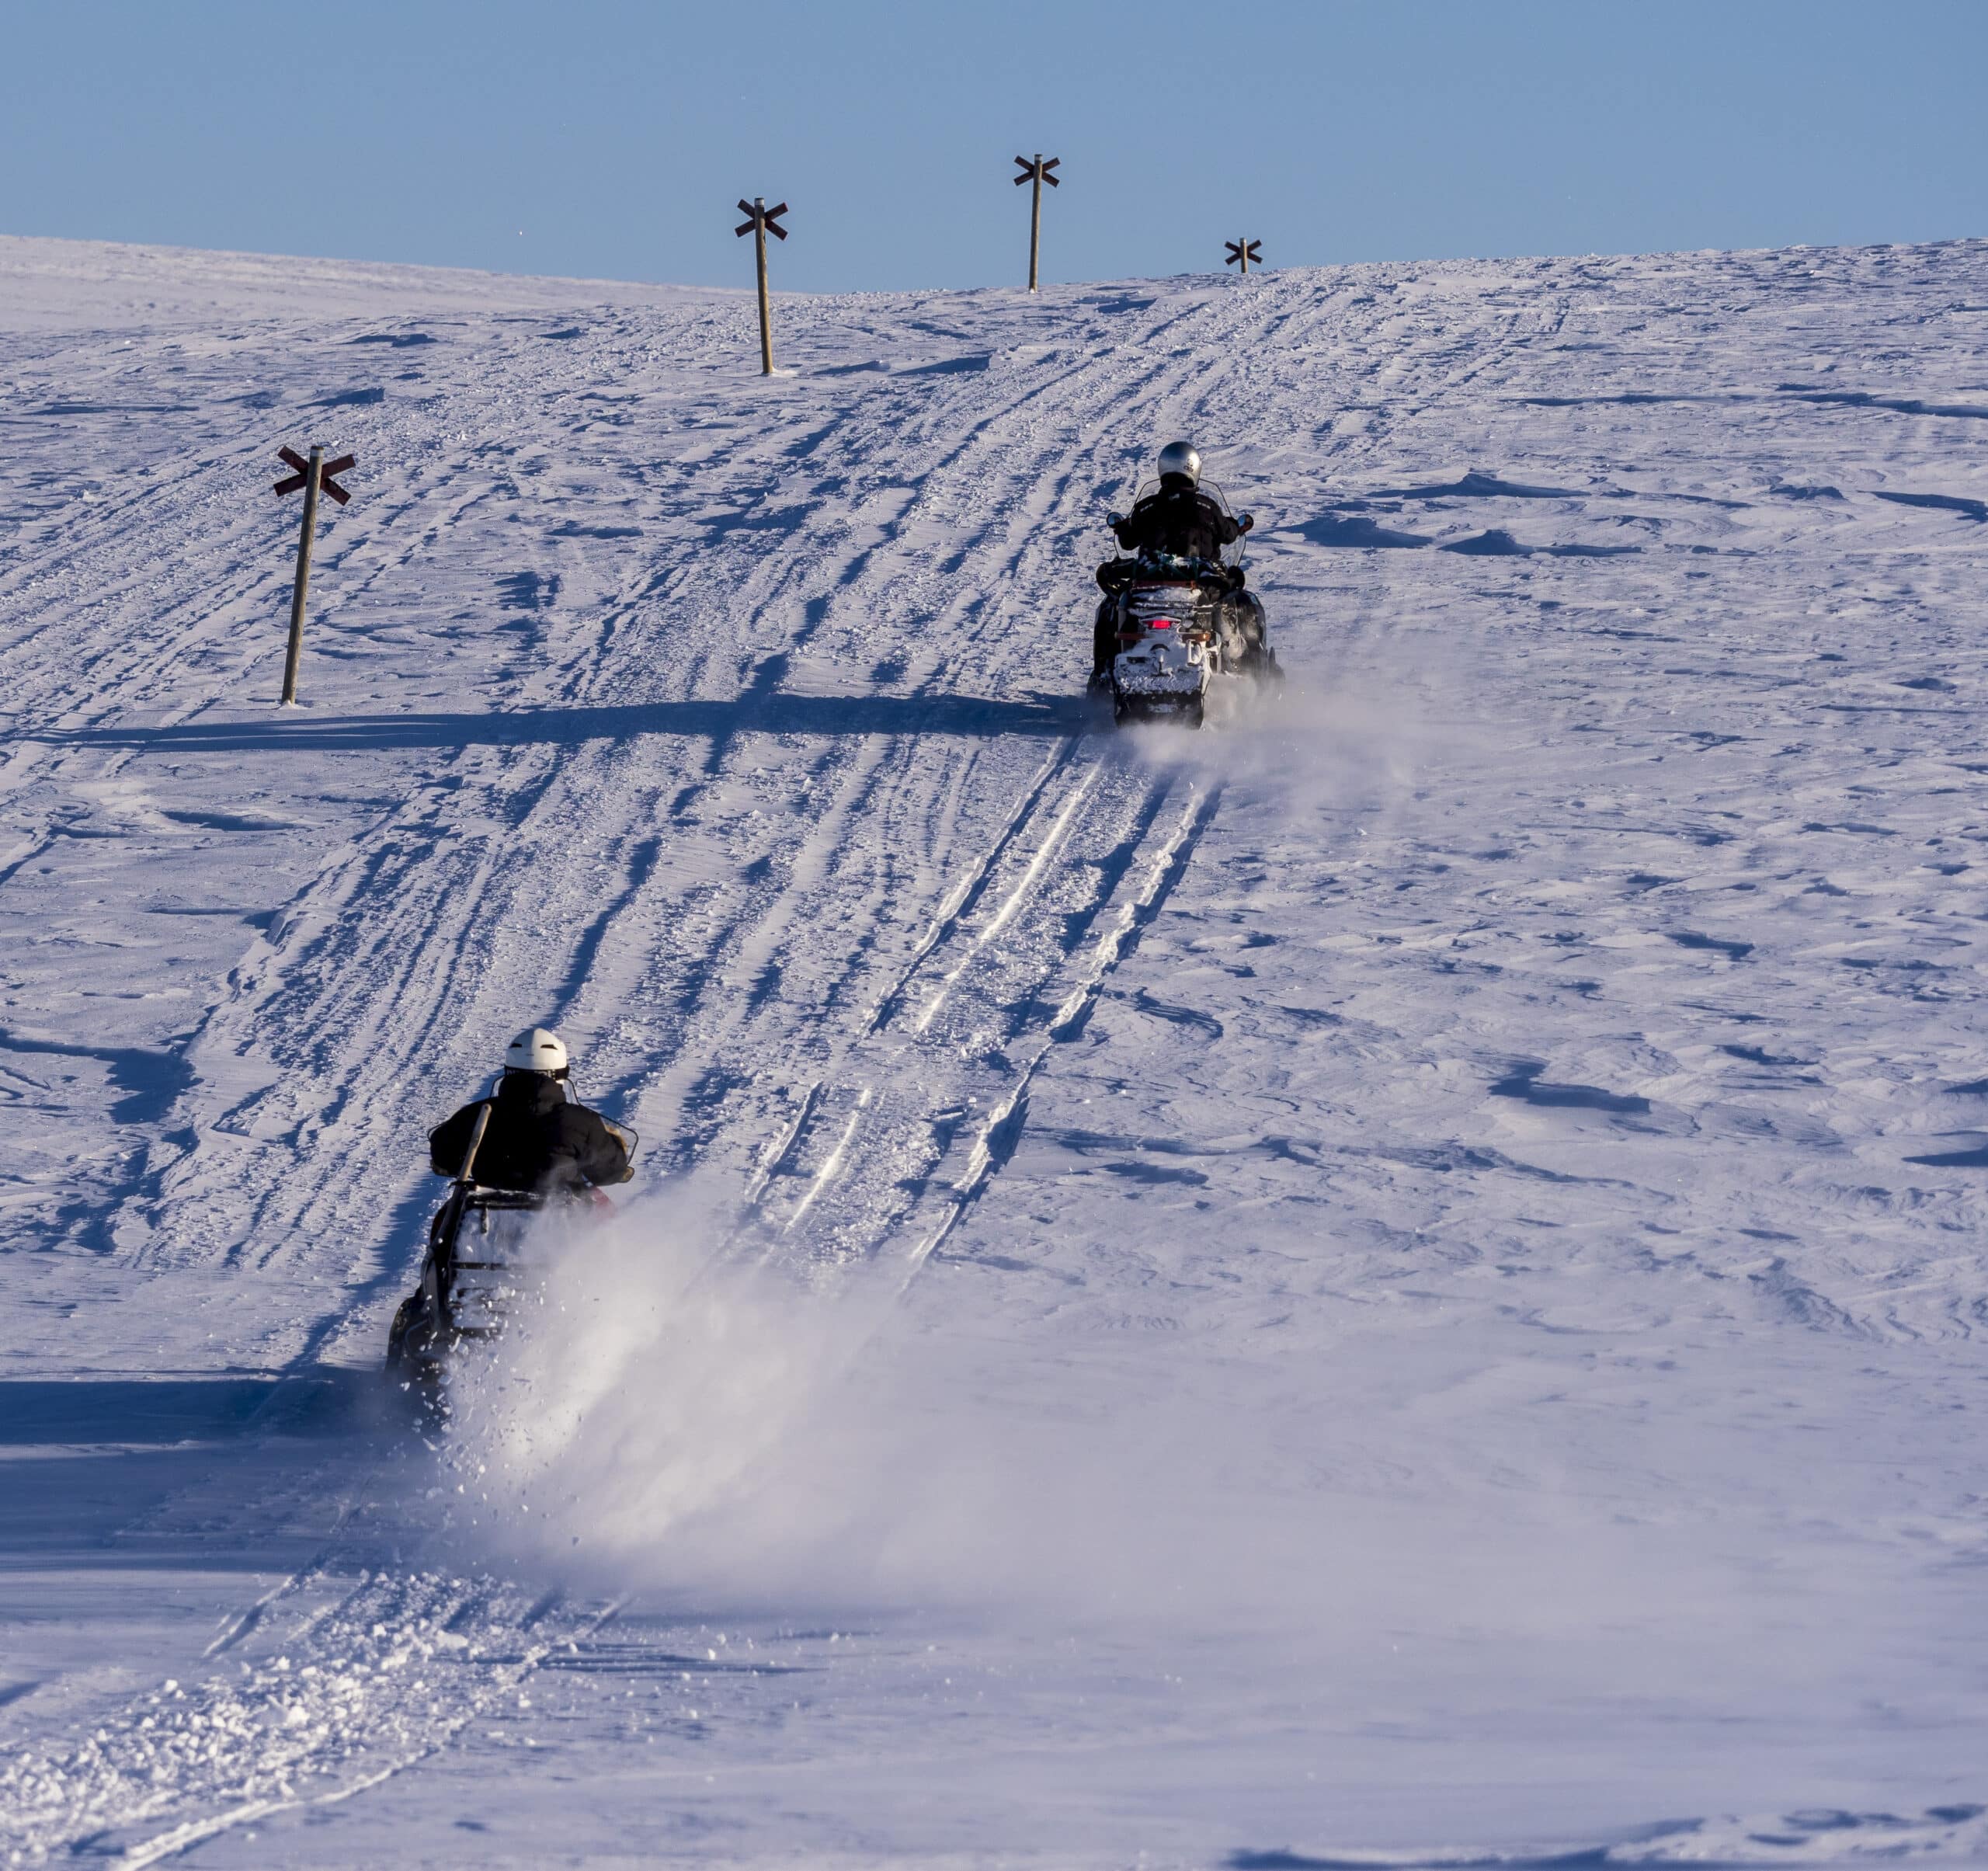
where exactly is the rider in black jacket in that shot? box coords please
[1111,444,1242,561]
[1093,441,1254,682]
[429,1027,631,1195]
[386,1028,631,1375]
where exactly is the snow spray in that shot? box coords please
[429,1183,1324,1619]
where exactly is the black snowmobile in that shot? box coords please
[1094,479,1279,728]
[384,1099,638,1396]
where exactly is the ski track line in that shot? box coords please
[1044,777,1222,1045]
[881,772,1222,1285]
[781,1085,874,1236]
[742,1076,829,1208]
[710,736,1129,1265]
[860,733,1083,1033]
[198,1521,356,1664]
[111,1754,409,1871]
[731,749,1211,1280]
[908,760,1100,1036]
[2,1578,627,1871]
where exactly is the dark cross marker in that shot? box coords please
[272,445,356,704]
[1013,155,1060,292]
[735,197,790,376]
[1225,239,1263,276]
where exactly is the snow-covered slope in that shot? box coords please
[3,230,1987,1867]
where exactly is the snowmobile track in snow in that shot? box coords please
[725,738,1220,1282]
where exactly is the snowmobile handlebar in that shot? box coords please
[1100,507,1254,548]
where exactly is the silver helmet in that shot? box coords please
[1156,440,1201,487]
[505,1027,569,1076]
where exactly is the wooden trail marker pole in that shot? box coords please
[273,443,353,705]
[1225,238,1262,276]
[734,196,789,375]
[1013,154,1060,291]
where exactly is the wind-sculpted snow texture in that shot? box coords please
[2,232,1988,1866]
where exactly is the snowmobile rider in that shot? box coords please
[1111,440,1244,562]
[1093,440,1256,683]
[428,1028,632,1196]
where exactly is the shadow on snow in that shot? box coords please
[27,694,1084,756]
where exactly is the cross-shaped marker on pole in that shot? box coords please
[272,445,356,704]
[274,446,353,504]
[1013,155,1060,292]
[735,196,790,375]
[1225,238,1263,276]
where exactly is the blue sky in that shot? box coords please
[2,0,1982,292]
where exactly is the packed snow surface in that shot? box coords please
[2,231,1987,1866]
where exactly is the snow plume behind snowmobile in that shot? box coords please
[434,1179,1436,1647]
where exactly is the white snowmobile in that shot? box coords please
[384,1099,637,1399]
[1097,479,1278,728]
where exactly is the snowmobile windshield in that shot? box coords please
[603,1117,639,1161]
[1128,476,1246,569]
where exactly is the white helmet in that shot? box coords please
[1157,440,1201,486]
[505,1027,569,1076]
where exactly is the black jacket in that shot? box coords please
[1112,482,1241,562]
[429,1073,631,1194]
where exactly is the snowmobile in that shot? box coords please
[1097,479,1279,729]
[384,1100,637,1399]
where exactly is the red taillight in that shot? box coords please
[1149,618,1175,630]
